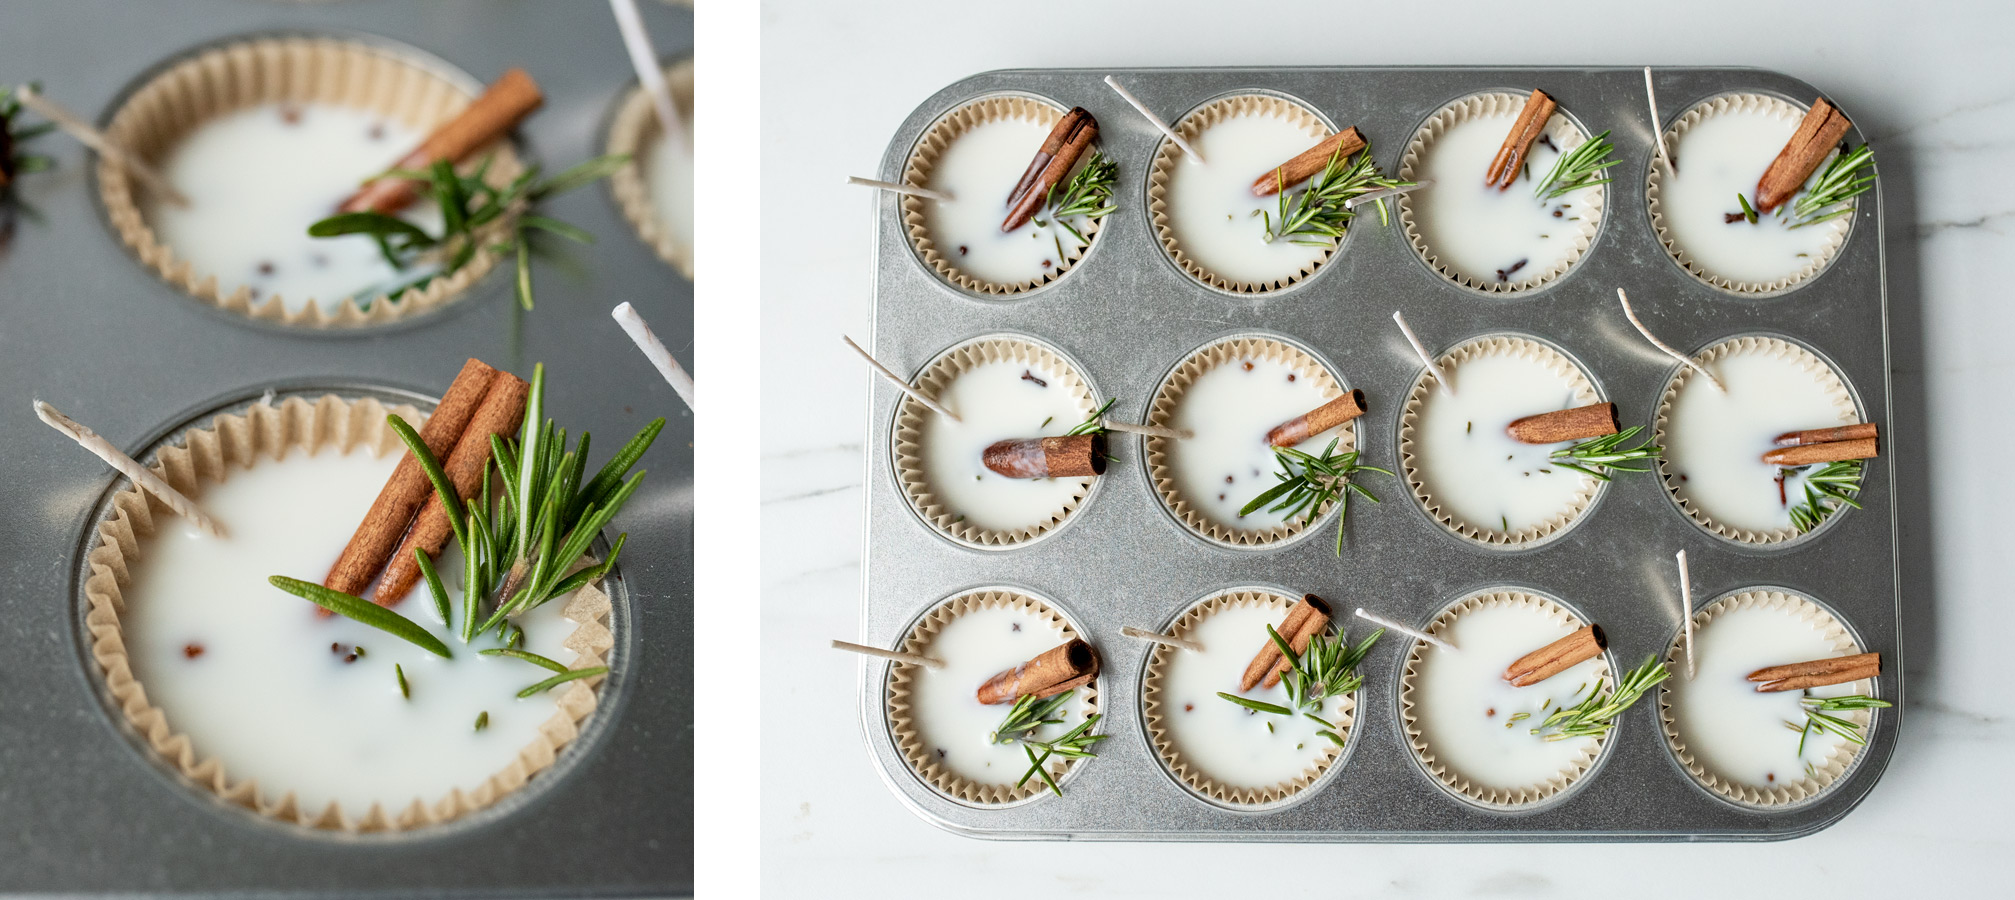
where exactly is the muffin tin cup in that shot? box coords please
[606,58,696,278]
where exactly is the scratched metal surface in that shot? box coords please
[857,66,1898,841]
[0,0,692,894]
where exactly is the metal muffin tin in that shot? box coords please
[856,66,1898,841]
[1,0,692,893]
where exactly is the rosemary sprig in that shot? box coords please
[1531,655,1668,741]
[1,83,57,188]
[1547,426,1661,481]
[988,690,1073,744]
[1258,142,1409,245]
[1014,714,1107,797]
[1041,149,1117,246]
[1063,397,1116,437]
[516,666,608,698]
[1216,624,1381,747]
[1533,130,1618,200]
[1787,459,1863,534]
[267,576,452,658]
[1791,693,1891,756]
[1789,144,1874,229]
[306,153,627,309]
[1239,437,1395,555]
[988,690,1107,796]
[479,647,570,674]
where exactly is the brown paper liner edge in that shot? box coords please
[606,59,696,279]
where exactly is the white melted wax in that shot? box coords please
[1660,107,1839,284]
[905,604,1090,786]
[1665,603,1861,790]
[1411,349,1593,536]
[1410,110,1597,287]
[1158,603,1348,791]
[1662,345,1856,534]
[1163,113,1332,285]
[917,358,1090,533]
[919,116,1091,286]
[1164,355,1337,533]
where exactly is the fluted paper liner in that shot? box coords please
[885,589,1099,806]
[893,335,1098,548]
[1146,336,1352,548]
[900,95,1104,296]
[1401,590,1613,809]
[1396,92,1604,295]
[1653,336,1860,545]
[82,394,613,832]
[1646,94,1853,296]
[606,59,695,278]
[99,37,526,328]
[1658,589,1872,808]
[1148,94,1334,294]
[1142,588,1354,807]
[1398,336,1602,548]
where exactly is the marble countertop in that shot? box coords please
[759,1,2011,894]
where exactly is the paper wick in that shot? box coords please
[1356,606,1454,652]
[35,400,224,537]
[831,639,943,669]
[608,0,687,152]
[1676,549,1696,681]
[1345,180,1432,210]
[1392,310,1453,397]
[1644,67,1674,176]
[846,176,952,203]
[1617,288,1726,394]
[1103,76,1203,165]
[612,302,695,411]
[842,335,960,422]
[1122,625,1202,652]
[16,85,188,207]
[1103,420,1192,440]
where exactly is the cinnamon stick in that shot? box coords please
[1007,107,1090,209]
[1485,89,1557,190]
[1262,599,1334,690]
[1504,624,1606,687]
[323,359,498,596]
[1748,652,1879,693]
[373,372,530,605]
[1754,98,1853,214]
[337,68,545,215]
[982,433,1106,478]
[1761,437,1877,467]
[1239,594,1332,692]
[1251,126,1366,197]
[976,638,1100,704]
[1773,423,1877,447]
[1266,390,1368,447]
[1002,113,1097,232]
[1506,402,1619,445]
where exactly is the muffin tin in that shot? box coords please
[855,66,1898,841]
[1,0,691,893]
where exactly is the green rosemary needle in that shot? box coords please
[1533,130,1618,200]
[414,547,452,626]
[1531,655,1668,741]
[474,711,490,732]
[1788,459,1864,534]
[1258,142,1410,245]
[1013,713,1107,797]
[516,666,608,698]
[1793,693,1891,756]
[1239,437,1395,555]
[1,83,58,187]
[395,663,410,699]
[1789,145,1875,229]
[1548,426,1661,481]
[988,690,1074,745]
[267,576,452,659]
[479,647,570,674]
[1063,397,1117,437]
[1042,149,1118,246]
[1734,191,1761,224]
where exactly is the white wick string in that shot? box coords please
[1392,310,1453,397]
[611,302,695,411]
[16,85,188,207]
[842,335,960,422]
[1617,288,1725,393]
[1356,607,1455,652]
[845,176,953,202]
[1103,76,1204,164]
[831,639,943,669]
[1345,180,1432,209]
[609,0,687,152]
[35,400,225,537]
[1644,67,1674,176]
[1103,420,1192,440]
[1676,549,1696,681]
[1122,626,1202,652]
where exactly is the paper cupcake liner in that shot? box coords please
[81,394,613,832]
[885,589,1099,806]
[1398,336,1602,548]
[893,335,1099,548]
[1147,94,1336,294]
[1400,590,1612,809]
[1397,92,1604,294]
[900,95,1104,296]
[1658,589,1872,808]
[606,58,694,278]
[99,36,526,328]
[1145,335,1351,548]
[1646,94,1853,296]
[1141,588,1354,807]
[1653,336,1861,545]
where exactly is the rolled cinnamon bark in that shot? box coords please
[323,358,498,596]
[1006,107,1090,209]
[1250,126,1366,197]
[976,638,1100,704]
[1754,98,1853,214]
[1266,390,1368,447]
[373,372,530,605]
[1749,652,1880,693]
[1761,437,1877,467]
[337,68,544,215]
[1240,594,1333,692]
[1773,423,1877,447]
[1262,599,1335,690]
[1504,624,1607,687]
[1485,89,1557,189]
[1506,402,1619,445]
[982,433,1106,478]
[1002,113,1097,232]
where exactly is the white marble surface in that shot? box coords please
[759,1,2013,894]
